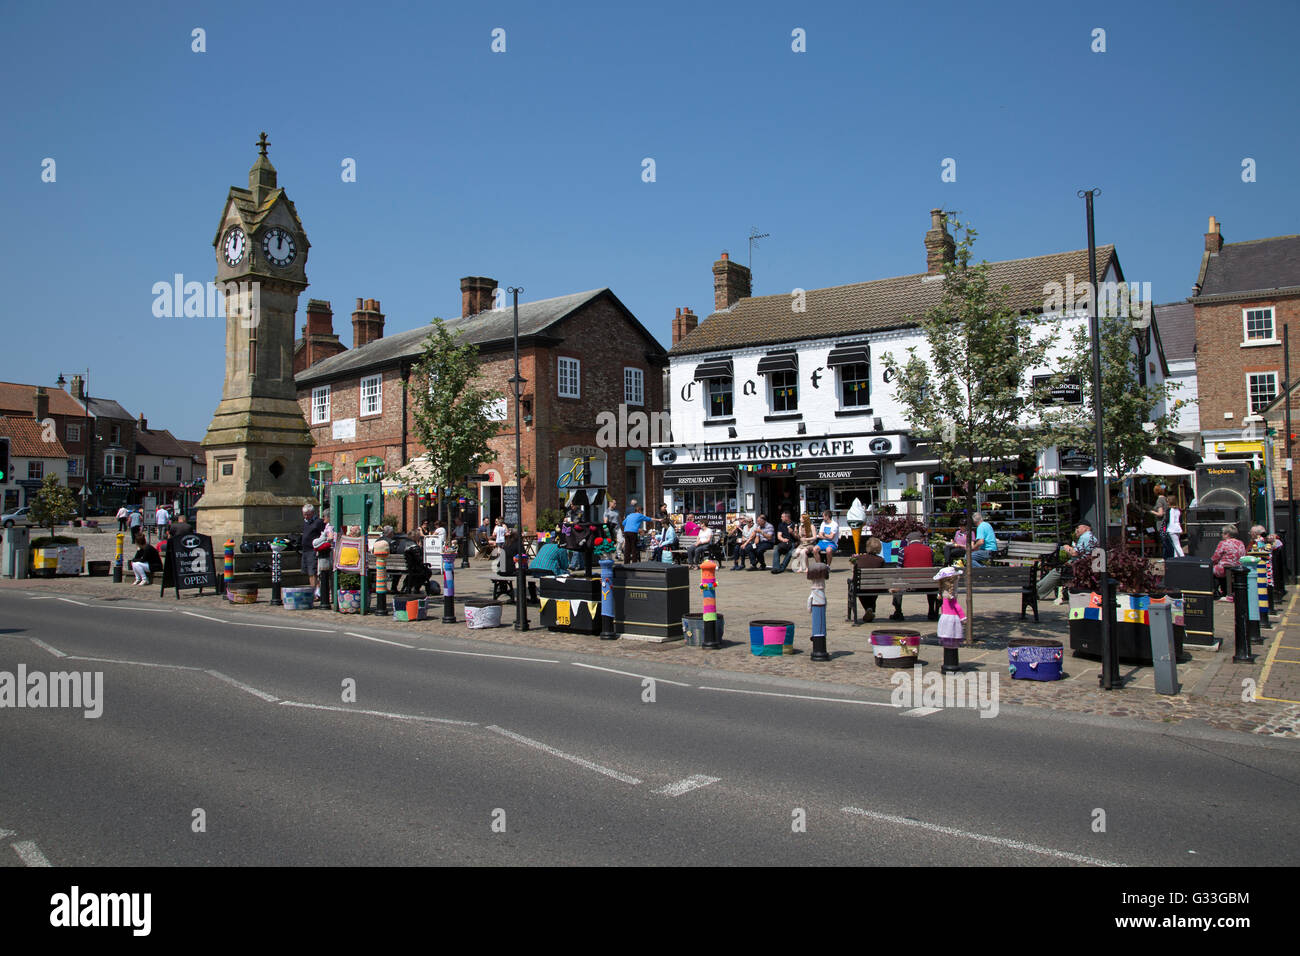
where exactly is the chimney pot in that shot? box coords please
[356,297,363,309]
[1205,216,1224,254]
[924,207,956,275]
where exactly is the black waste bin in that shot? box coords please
[613,562,690,641]
[538,575,603,634]
[1163,556,1215,646]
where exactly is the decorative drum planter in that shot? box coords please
[227,584,258,605]
[1008,638,1064,681]
[682,612,725,647]
[749,619,795,657]
[465,603,503,629]
[393,597,427,622]
[336,590,362,614]
[870,628,921,667]
[87,560,111,577]
[282,586,315,610]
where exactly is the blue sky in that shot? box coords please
[2,0,1296,438]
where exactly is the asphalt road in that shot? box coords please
[1,590,1297,866]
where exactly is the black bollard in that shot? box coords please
[514,553,530,632]
[317,552,332,610]
[1232,569,1255,663]
[441,548,457,624]
[270,543,284,607]
[941,645,961,675]
[1099,574,1121,688]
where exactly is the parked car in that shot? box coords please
[2,506,31,528]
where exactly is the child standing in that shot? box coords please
[933,566,965,646]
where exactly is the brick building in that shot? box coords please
[1191,216,1300,492]
[0,381,89,507]
[134,415,199,512]
[293,280,667,531]
[0,415,71,514]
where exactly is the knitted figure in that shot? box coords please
[933,566,966,646]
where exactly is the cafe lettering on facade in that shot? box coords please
[659,211,1174,530]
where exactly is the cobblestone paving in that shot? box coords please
[7,544,1300,740]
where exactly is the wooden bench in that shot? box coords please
[847,564,1039,625]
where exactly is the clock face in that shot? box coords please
[222,226,246,267]
[261,227,297,268]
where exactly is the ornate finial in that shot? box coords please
[257,131,270,157]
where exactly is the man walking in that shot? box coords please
[302,503,325,597]
[621,500,651,564]
[154,503,170,542]
[116,505,128,533]
[128,506,143,540]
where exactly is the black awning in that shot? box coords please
[692,359,733,380]
[756,352,798,375]
[663,466,738,487]
[826,345,870,367]
[796,458,882,482]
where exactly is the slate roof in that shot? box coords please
[0,415,70,458]
[670,246,1119,356]
[135,427,190,458]
[1196,235,1300,298]
[84,396,134,421]
[0,381,88,418]
[296,288,664,385]
[1154,302,1195,362]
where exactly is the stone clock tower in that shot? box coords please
[196,133,314,545]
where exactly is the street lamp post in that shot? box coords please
[1079,189,1119,690]
[508,286,529,632]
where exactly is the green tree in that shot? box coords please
[403,318,505,531]
[882,218,1072,645]
[1058,301,1188,544]
[28,473,78,538]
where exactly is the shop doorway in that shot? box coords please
[759,475,798,521]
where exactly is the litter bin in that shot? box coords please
[539,576,602,634]
[3,525,29,579]
[613,562,690,641]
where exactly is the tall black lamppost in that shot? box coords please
[1079,189,1119,690]
[508,286,529,631]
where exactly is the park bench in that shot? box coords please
[847,564,1039,625]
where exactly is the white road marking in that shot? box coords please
[228,621,333,633]
[66,655,203,672]
[486,725,642,785]
[417,647,559,664]
[57,598,89,607]
[279,701,476,726]
[344,631,415,649]
[653,775,721,797]
[0,829,14,839]
[182,611,225,623]
[12,841,51,867]
[699,686,895,707]
[841,807,1123,867]
[901,707,943,717]
[204,670,280,703]
[572,662,690,687]
[102,605,170,612]
[29,638,67,658]
[27,595,57,601]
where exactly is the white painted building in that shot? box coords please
[659,211,1170,533]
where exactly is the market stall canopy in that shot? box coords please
[1081,456,1194,478]
[390,455,437,486]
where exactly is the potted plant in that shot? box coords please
[1066,539,1179,664]
[337,572,364,614]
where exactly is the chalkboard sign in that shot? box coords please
[503,484,521,528]
[161,532,218,598]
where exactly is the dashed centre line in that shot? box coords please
[653,775,720,797]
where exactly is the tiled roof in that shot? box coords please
[0,382,88,418]
[0,415,71,458]
[670,246,1119,356]
[1154,302,1195,361]
[296,288,664,384]
[135,427,189,458]
[84,397,134,421]
[1197,235,1300,298]
[176,439,205,461]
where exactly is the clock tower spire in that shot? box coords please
[195,133,315,547]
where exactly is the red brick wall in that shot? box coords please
[1194,292,1300,490]
[296,295,665,532]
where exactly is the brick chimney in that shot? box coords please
[33,386,49,422]
[296,299,346,373]
[70,374,85,402]
[137,412,147,432]
[712,253,751,311]
[924,208,955,275]
[351,297,385,349]
[1205,215,1223,254]
[671,307,699,345]
[461,276,498,317]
